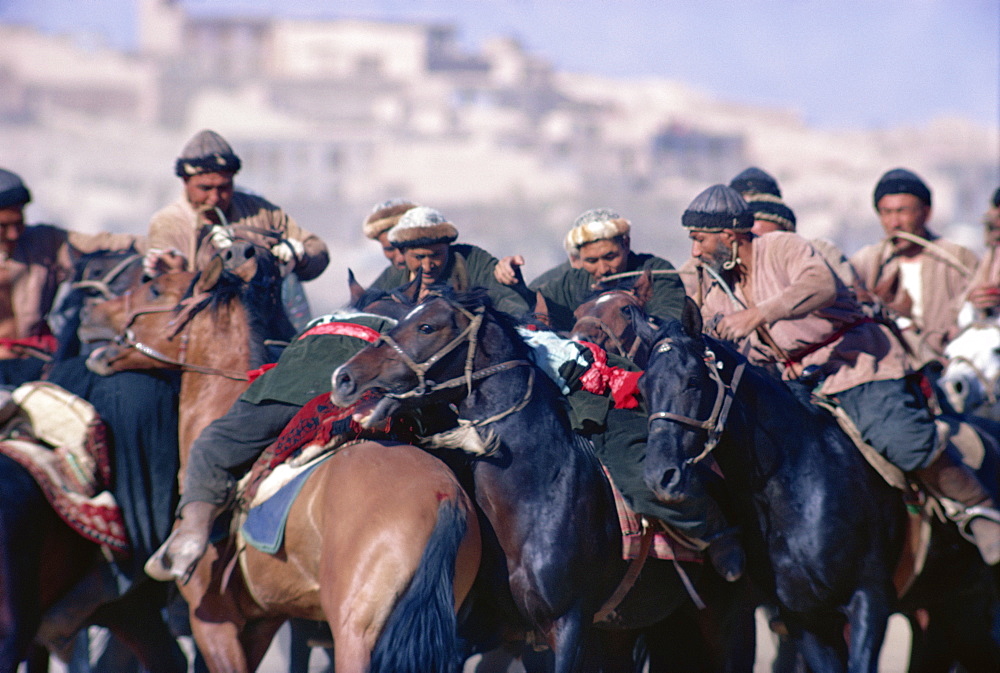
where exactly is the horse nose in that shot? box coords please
[654,467,687,504]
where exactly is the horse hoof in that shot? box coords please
[707,529,746,582]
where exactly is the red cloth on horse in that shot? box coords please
[577,341,643,409]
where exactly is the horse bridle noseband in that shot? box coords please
[646,338,747,464]
[374,299,533,427]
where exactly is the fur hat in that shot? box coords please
[873,168,931,208]
[0,169,31,209]
[363,199,418,240]
[729,167,782,198]
[175,129,242,178]
[745,193,796,231]
[565,208,631,251]
[682,184,753,232]
[387,206,458,249]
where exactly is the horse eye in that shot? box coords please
[418,323,435,335]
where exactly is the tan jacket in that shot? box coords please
[0,224,139,343]
[696,232,908,395]
[147,190,329,281]
[850,234,977,364]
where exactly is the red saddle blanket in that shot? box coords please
[604,467,702,563]
[0,434,129,554]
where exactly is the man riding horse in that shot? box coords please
[684,183,1000,566]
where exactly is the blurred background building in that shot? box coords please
[1,0,997,313]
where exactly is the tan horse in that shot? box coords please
[81,244,482,673]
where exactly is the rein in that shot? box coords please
[647,338,747,464]
[112,288,250,382]
[377,299,533,426]
[71,253,143,300]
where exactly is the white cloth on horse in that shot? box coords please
[516,326,592,395]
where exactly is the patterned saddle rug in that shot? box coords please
[0,382,128,554]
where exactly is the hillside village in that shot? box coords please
[1,0,996,312]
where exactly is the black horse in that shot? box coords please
[0,249,187,673]
[331,288,754,673]
[632,305,1000,673]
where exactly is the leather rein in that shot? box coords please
[646,338,747,465]
[111,288,250,381]
[375,301,534,427]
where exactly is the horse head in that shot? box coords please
[940,321,1000,414]
[635,302,724,505]
[332,288,520,429]
[570,271,655,365]
[347,269,421,320]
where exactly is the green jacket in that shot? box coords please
[369,243,529,317]
[531,252,687,332]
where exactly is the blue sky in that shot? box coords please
[1,0,997,130]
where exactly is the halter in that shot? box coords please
[375,299,533,426]
[574,292,644,361]
[110,288,250,381]
[646,338,747,464]
[71,252,143,300]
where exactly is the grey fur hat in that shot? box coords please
[387,206,458,249]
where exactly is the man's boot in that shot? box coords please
[701,502,745,582]
[913,448,1000,565]
[145,501,218,583]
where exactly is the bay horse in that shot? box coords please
[82,248,482,673]
[331,288,755,673]
[570,271,656,368]
[0,248,185,673]
[630,304,1000,673]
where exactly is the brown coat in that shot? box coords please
[850,234,977,364]
[147,190,329,281]
[0,224,139,343]
[696,232,908,395]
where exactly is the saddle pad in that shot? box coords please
[241,451,336,554]
[603,466,701,563]
[0,439,128,553]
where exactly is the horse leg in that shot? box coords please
[179,549,252,673]
[547,605,586,673]
[239,618,285,672]
[843,587,892,673]
[92,581,187,673]
[787,613,847,673]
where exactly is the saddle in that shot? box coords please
[0,381,128,553]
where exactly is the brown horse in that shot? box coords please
[82,245,482,673]
[570,271,656,367]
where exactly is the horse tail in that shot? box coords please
[369,497,467,673]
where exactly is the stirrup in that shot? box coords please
[955,504,1000,545]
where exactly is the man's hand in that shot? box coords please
[494,255,525,286]
[715,307,765,341]
[142,248,187,277]
[969,284,1000,311]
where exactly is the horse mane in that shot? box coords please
[181,254,295,368]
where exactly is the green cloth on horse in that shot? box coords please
[241,313,397,407]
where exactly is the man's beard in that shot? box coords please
[702,243,733,276]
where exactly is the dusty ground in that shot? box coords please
[35,610,911,672]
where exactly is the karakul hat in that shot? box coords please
[745,193,796,231]
[175,129,242,178]
[729,167,782,198]
[363,199,418,239]
[682,184,753,232]
[387,206,458,248]
[0,169,31,209]
[565,208,631,251]
[873,168,931,208]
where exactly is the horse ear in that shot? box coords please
[633,270,653,307]
[622,304,659,347]
[397,270,422,304]
[348,269,365,305]
[533,291,551,328]
[681,296,703,338]
[196,255,224,293]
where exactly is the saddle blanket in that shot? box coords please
[604,467,701,563]
[241,450,337,554]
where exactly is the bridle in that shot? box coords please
[574,291,645,361]
[108,287,250,381]
[646,337,747,465]
[374,298,534,427]
[71,252,143,300]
